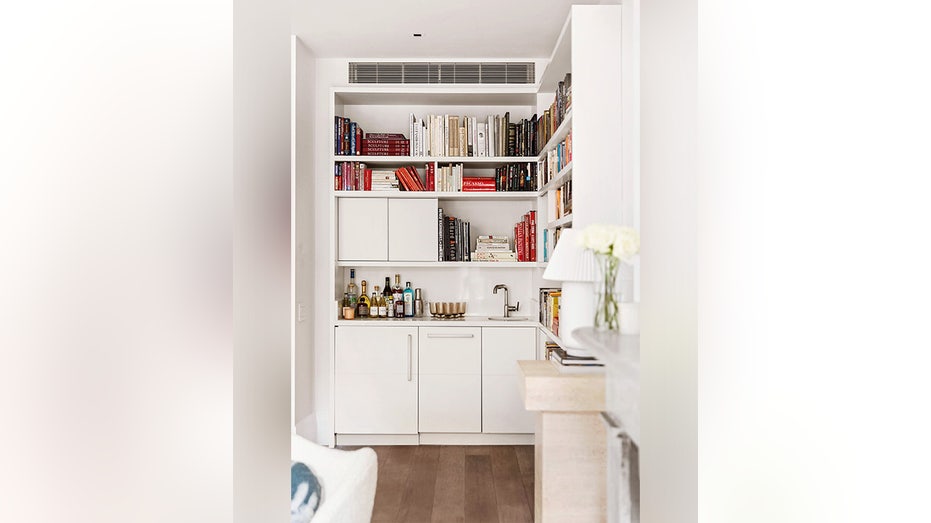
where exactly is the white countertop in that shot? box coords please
[335,316,540,327]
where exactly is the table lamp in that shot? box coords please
[542,228,596,352]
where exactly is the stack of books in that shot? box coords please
[361,133,409,156]
[549,346,603,373]
[371,170,399,191]
[394,166,426,191]
[471,236,517,262]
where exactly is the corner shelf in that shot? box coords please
[336,261,545,268]
[546,214,573,229]
[537,162,573,195]
[536,110,572,161]
[333,190,537,201]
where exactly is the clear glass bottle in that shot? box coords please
[393,274,404,317]
[346,269,358,310]
[357,280,370,318]
[372,285,386,318]
[403,281,415,317]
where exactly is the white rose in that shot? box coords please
[612,227,640,261]
[578,224,614,254]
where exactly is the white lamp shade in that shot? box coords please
[542,228,597,282]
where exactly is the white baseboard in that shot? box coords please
[419,433,534,445]
[336,434,420,446]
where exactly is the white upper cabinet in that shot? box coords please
[388,198,439,262]
[338,198,388,261]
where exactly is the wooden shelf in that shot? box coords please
[537,162,573,195]
[336,261,545,268]
[536,111,572,161]
[332,155,537,166]
[546,214,573,229]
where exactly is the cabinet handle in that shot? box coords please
[426,333,475,339]
[407,334,412,382]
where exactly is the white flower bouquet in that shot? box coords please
[577,224,639,331]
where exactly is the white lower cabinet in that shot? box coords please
[418,327,482,433]
[334,324,537,438]
[335,326,418,434]
[482,327,537,433]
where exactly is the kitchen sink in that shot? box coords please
[487,316,530,321]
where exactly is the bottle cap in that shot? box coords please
[415,288,422,298]
[406,281,411,287]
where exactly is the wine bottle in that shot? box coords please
[393,274,404,317]
[384,276,395,317]
[346,269,358,310]
[357,280,370,318]
[403,281,414,317]
[373,285,387,318]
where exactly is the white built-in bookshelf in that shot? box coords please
[326,4,627,329]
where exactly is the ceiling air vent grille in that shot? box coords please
[349,62,535,84]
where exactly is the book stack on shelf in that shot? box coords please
[535,72,572,149]
[408,112,540,157]
[335,161,370,191]
[538,131,572,187]
[495,163,538,192]
[437,208,471,262]
[514,211,537,262]
[361,133,409,156]
[334,117,365,156]
[539,288,561,335]
[471,235,517,262]
[372,170,399,191]
[549,346,604,373]
[462,176,496,192]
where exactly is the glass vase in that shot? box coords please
[594,253,620,331]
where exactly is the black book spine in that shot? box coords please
[438,207,445,261]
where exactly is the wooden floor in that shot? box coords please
[345,445,535,523]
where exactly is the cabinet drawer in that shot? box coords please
[419,327,481,374]
[482,327,536,375]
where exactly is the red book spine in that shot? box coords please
[516,223,524,261]
[341,162,349,190]
[364,168,372,191]
[363,133,407,139]
[522,215,529,262]
[355,127,363,156]
[406,166,425,191]
[426,163,435,191]
[529,211,537,261]
[362,139,410,145]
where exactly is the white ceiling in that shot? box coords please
[292,0,609,59]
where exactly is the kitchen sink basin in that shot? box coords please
[487,316,530,321]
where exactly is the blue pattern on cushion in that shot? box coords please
[291,461,321,523]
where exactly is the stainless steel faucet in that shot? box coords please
[493,284,520,318]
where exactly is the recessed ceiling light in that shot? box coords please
[413,33,422,37]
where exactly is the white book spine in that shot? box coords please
[409,113,414,156]
[444,114,449,157]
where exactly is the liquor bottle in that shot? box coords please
[373,286,387,318]
[403,281,415,317]
[393,274,404,317]
[346,269,358,309]
[341,292,351,319]
[357,280,370,318]
[383,276,394,318]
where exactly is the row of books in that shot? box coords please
[408,112,544,158]
[334,117,411,156]
[471,235,517,262]
[553,179,573,219]
[334,162,404,191]
[538,131,573,187]
[539,288,561,336]
[437,209,471,262]
[495,162,538,192]
[515,211,538,262]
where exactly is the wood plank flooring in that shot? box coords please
[342,445,534,523]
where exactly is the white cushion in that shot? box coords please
[291,435,377,523]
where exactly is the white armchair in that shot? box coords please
[291,435,378,523]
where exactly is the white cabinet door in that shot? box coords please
[482,327,537,433]
[338,198,388,261]
[388,198,438,261]
[419,327,481,433]
[335,326,418,434]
